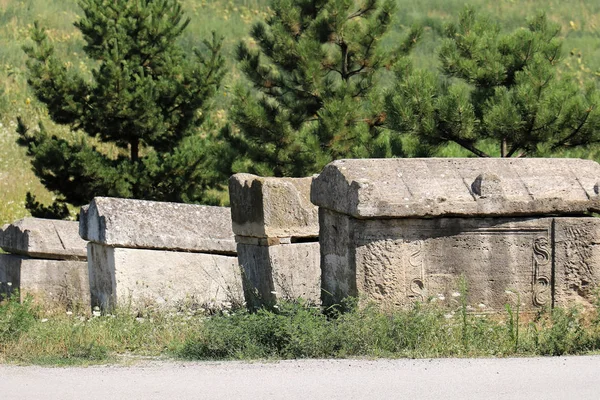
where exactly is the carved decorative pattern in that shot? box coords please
[533,236,550,265]
[563,226,596,291]
[532,236,551,307]
[408,240,426,300]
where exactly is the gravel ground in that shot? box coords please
[1,356,599,399]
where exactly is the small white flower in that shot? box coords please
[41,318,48,323]
[451,292,461,297]
[6,282,12,287]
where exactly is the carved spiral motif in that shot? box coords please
[408,240,423,268]
[408,240,426,300]
[533,276,550,306]
[533,236,550,265]
[410,279,425,297]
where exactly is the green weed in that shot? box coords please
[0,292,38,343]
[179,297,600,361]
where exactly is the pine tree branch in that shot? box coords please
[550,108,593,150]
[347,34,377,79]
[346,1,377,21]
[450,137,491,157]
[506,144,522,158]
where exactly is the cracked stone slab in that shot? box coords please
[0,218,87,260]
[311,158,600,218]
[229,174,318,238]
[80,197,236,254]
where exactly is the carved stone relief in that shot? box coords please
[352,218,554,310]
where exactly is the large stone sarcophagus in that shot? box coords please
[311,158,600,311]
[80,197,243,311]
[0,218,90,308]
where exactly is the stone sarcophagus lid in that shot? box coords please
[311,158,600,311]
[229,174,320,308]
[80,197,243,311]
[0,218,90,308]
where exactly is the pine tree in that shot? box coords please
[18,0,225,217]
[223,0,421,177]
[385,7,600,157]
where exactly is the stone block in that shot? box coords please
[0,254,90,308]
[0,218,87,260]
[80,197,236,254]
[311,158,600,218]
[320,209,600,311]
[87,244,243,311]
[237,242,320,307]
[229,173,318,238]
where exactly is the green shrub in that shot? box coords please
[0,293,38,343]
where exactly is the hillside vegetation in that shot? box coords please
[1,0,599,224]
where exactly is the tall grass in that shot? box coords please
[2,290,600,365]
[178,298,600,360]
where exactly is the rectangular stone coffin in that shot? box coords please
[312,159,600,311]
[87,245,242,310]
[81,197,242,311]
[229,174,320,307]
[0,218,89,308]
[0,254,90,307]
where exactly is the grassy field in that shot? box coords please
[1,0,599,225]
[2,294,600,365]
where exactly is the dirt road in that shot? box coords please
[1,356,599,399]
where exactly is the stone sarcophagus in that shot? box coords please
[311,158,600,311]
[229,174,320,307]
[80,197,243,311]
[0,218,90,308]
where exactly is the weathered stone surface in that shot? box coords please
[229,174,318,238]
[80,197,236,254]
[554,217,600,307]
[0,254,90,307]
[237,242,320,307]
[0,218,87,260]
[320,210,600,311]
[311,158,600,218]
[87,244,243,310]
